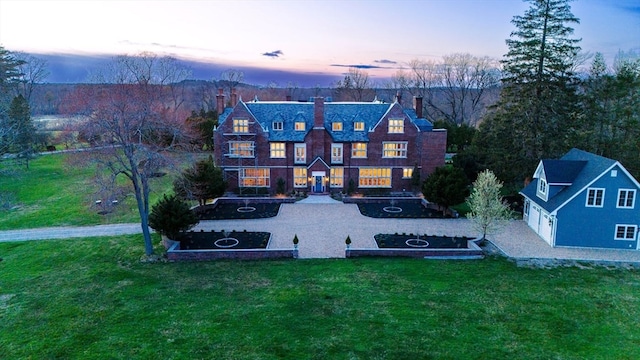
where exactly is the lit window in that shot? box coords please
[293,167,307,188]
[332,122,343,131]
[617,189,636,209]
[330,167,344,187]
[388,119,404,133]
[352,143,367,158]
[382,142,408,158]
[295,122,306,131]
[359,168,391,188]
[331,143,343,164]
[402,167,413,179]
[233,119,249,133]
[228,141,254,158]
[273,121,283,131]
[240,168,270,187]
[270,142,285,158]
[615,225,637,240]
[294,143,306,164]
[354,122,365,131]
[586,188,605,207]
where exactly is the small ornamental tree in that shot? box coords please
[422,166,470,216]
[149,194,199,240]
[467,169,513,241]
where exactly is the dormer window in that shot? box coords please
[332,122,343,131]
[295,121,305,131]
[354,122,365,131]
[538,178,547,195]
[273,121,283,131]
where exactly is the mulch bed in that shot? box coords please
[196,202,281,220]
[176,231,271,250]
[357,200,444,218]
[374,233,471,249]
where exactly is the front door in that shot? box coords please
[314,176,323,193]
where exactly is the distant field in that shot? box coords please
[0,236,638,359]
[0,153,177,230]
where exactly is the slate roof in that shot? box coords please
[520,148,618,213]
[218,100,433,142]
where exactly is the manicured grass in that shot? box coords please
[0,154,175,230]
[1,236,639,359]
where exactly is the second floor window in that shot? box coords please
[617,189,636,209]
[295,143,306,164]
[354,122,365,131]
[273,121,283,131]
[383,142,407,158]
[352,143,367,158]
[270,142,285,158]
[331,143,343,164]
[229,141,254,158]
[233,119,249,133]
[332,122,343,131]
[586,188,605,207]
[295,122,306,131]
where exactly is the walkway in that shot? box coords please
[2,201,640,264]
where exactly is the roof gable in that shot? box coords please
[520,148,632,213]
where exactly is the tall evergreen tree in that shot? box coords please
[578,53,640,178]
[475,0,581,183]
[8,94,35,167]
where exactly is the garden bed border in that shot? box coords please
[346,237,484,259]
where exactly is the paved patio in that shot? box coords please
[2,196,640,265]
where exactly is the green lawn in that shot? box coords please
[1,236,639,359]
[0,153,176,230]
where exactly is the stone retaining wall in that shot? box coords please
[346,239,484,259]
[166,241,297,261]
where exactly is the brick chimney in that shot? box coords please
[216,88,225,116]
[313,97,324,128]
[230,88,238,107]
[414,96,423,118]
[395,91,402,104]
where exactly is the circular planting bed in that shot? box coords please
[374,233,470,249]
[176,231,271,250]
[357,200,443,218]
[196,202,281,220]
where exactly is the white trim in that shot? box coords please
[550,163,619,216]
[382,141,408,158]
[614,224,637,241]
[616,189,636,209]
[585,188,605,208]
[331,143,343,164]
[294,143,306,164]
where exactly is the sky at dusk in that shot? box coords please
[1,0,638,86]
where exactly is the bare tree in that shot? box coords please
[408,55,500,126]
[14,52,49,104]
[220,68,244,98]
[68,53,191,256]
[335,67,373,101]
